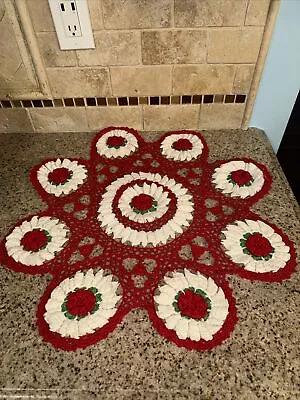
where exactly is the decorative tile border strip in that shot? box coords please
[0,94,247,109]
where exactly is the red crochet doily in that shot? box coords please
[0,127,297,351]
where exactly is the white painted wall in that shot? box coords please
[250,0,300,152]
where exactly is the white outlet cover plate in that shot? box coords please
[48,0,95,50]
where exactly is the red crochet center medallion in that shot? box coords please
[0,127,296,351]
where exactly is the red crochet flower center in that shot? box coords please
[113,179,176,232]
[231,169,252,186]
[66,289,96,317]
[177,289,209,320]
[246,233,273,257]
[131,194,154,211]
[173,138,193,151]
[21,229,48,252]
[106,136,126,147]
[48,167,71,184]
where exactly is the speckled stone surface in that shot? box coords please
[0,128,299,400]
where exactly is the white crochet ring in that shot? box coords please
[154,269,229,341]
[97,172,194,247]
[160,133,204,161]
[96,129,138,158]
[221,219,291,273]
[37,158,87,197]
[5,216,69,266]
[212,160,264,198]
[44,269,121,339]
[118,181,171,223]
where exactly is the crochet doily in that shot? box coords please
[0,127,296,351]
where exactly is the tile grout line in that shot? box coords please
[198,103,201,129]
[244,0,251,25]
[170,0,175,28]
[98,0,106,29]
[35,26,267,36]
[141,103,145,130]
[42,62,257,70]
[138,30,143,66]
[107,66,114,98]
[84,106,90,131]
[25,108,36,133]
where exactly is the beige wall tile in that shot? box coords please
[174,0,247,27]
[173,65,235,95]
[77,31,141,66]
[29,108,88,133]
[199,103,245,129]
[245,0,270,26]
[143,105,199,131]
[37,33,77,68]
[0,9,22,76]
[47,68,111,97]
[87,106,142,130]
[233,64,255,93]
[142,30,206,64]
[0,3,37,95]
[110,66,172,96]
[0,64,36,97]
[0,109,33,133]
[208,28,264,63]
[27,0,54,32]
[102,0,171,29]
[88,0,104,30]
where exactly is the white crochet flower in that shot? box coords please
[221,219,291,273]
[154,269,229,341]
[44,269,121,339]
[160,133,204,161]
[37,158,87,197]
[5,216,69,266]
[96,129,138,158]
[118,181,171,223]
[212,160,264,198]
[97,172,194,247]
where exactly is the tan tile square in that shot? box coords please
[47,67,111,97]
[87,0,104,30]
[174,0,247,27]
[173,65,235,95]
[233,65,255,94]
[37,33,77,67]
[52,99,63,107]
[139,97,148,105]
[214,95,224,103]
[29,108,88,132]
[199,103,245,129]
[111,66,172,96]
[26,0,54,32]
[171,96,180,105]
[102,0,171,29]
[77,31,141,66]
[208,28,264,63]
[107,98,118,106]
[245,0,270,26]
[142,30,206,64]
[0,109,33,133]
[87,106,142,130]
[143,105,199,130]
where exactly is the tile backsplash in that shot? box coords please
[0,0,278,132]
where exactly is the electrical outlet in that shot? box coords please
[48,0,95,50]
[60,1,82,37]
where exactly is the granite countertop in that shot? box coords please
[0,128,299,400]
